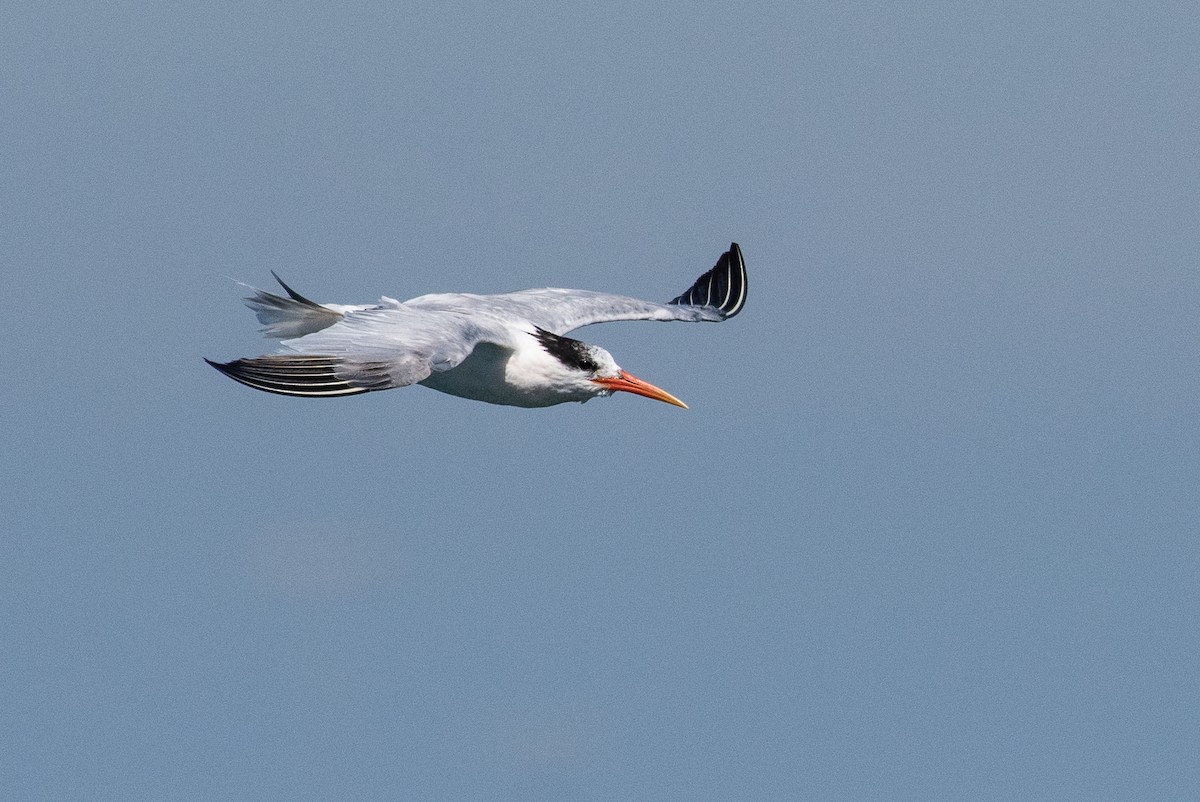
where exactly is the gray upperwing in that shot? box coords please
[270,303,510,387]
[464,242,747,335]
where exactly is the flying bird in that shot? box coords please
[206,242,746,409]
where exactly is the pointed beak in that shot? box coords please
[592,370,688,409]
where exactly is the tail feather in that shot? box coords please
[243,274,343,339]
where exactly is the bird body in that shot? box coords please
[207,243,746,409]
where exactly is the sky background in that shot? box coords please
[4,1,1199,798]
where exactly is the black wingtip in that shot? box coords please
[205,355,379,398]
[667,242,747,318]
[205,356,255,387]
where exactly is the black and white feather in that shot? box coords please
[668,242,747,318]
[203,355,397,397]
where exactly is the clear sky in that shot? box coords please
[4,1,1198,798]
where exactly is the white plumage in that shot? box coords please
[207,243,747,409]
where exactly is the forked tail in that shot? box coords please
[243,272,343,339]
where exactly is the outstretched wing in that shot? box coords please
[207,305,506,397]
[447,242,747,335]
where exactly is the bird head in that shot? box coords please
[532,327,687,408]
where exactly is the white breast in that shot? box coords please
[418,336,597,408]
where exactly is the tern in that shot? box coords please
[206,242,746,409]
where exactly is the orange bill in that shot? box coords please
[592,371,688,409]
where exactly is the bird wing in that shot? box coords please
[206,305,506,397]
[403,242,747,336]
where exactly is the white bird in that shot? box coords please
[206,242,746,409]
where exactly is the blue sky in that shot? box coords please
[4,1,1198,798]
